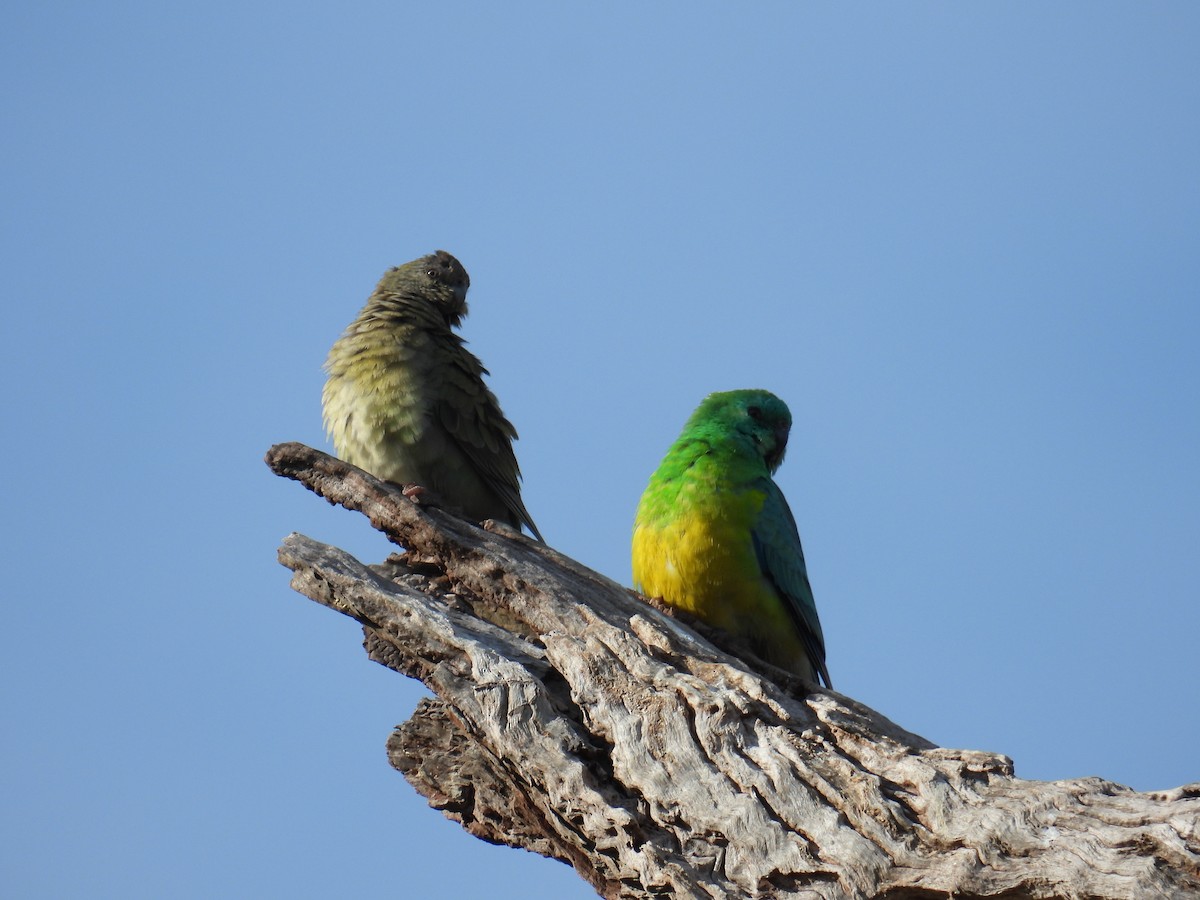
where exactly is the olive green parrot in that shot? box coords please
[632,389,830,685]
[322,250,542,540]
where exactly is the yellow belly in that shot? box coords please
[632,492,811,675]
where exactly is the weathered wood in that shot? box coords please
[266,441,1200,900]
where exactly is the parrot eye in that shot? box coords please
[747,405,764,422]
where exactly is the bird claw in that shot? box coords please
[400,483,438,506]
[482,518,523,539]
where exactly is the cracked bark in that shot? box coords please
[265,442,1200,900]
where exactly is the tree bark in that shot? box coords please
[265,442,1200,900]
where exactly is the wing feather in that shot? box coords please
[436,338,542,541]
[751,478,830,687]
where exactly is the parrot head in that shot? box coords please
[691,389,793,473]
[376,249,471,326]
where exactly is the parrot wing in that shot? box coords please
[437,344,543,541]
[751,478,831,687]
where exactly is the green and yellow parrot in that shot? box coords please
[632,389,830,686]
[322,250,542,540]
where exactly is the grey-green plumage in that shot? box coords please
[322,250,542,540]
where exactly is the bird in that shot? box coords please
[632,389,830,686]
[322,250,542,540]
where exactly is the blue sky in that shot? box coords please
[3,4,1198,898]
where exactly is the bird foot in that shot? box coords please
[400,483,440,507]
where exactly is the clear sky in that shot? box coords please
[3,3,1198,898]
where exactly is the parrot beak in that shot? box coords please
[766,423,788,470]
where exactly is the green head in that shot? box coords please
[375,249,471,326]
[687,389,793,473]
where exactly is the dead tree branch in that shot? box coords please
[266,441,1200,900]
